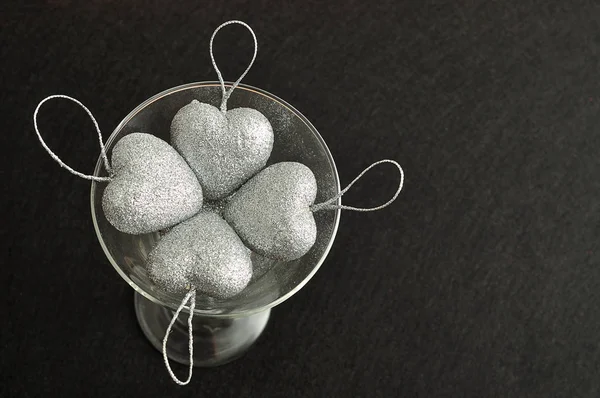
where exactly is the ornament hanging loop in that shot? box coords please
[209,20,258,113]
[311,159,405,212]
[33,95,112,182]
[163,288,196,386]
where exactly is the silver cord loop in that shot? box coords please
[311,159,404,212]
[209,20,258,113]
[33,95,112,182]
[162,289,196,385]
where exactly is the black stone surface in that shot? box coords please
[3,1,600,396]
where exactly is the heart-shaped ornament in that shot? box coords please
[224,162,318,262]
[171,100,274,200]
[147,211,253,299]
[102,133,203,235]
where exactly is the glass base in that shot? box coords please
[134,292,270,367]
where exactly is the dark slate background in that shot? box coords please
[3,1,600,397]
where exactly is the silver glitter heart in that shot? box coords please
[102,133,203,235]
[146,211,253,299]
[171,100,274,200]
[224,162,318,262]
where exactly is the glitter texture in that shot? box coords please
[146,211,253,299]
[171,100,274,200]
[102,133,203,235]
[224,162,318,262]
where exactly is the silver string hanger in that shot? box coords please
[209,20,258,113]
[162,288,196,386]
[33,95,112,182]
[311,159,404,212]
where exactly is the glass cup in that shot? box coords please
[90,82,341,366]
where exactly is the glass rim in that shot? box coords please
[90,81,341,317]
